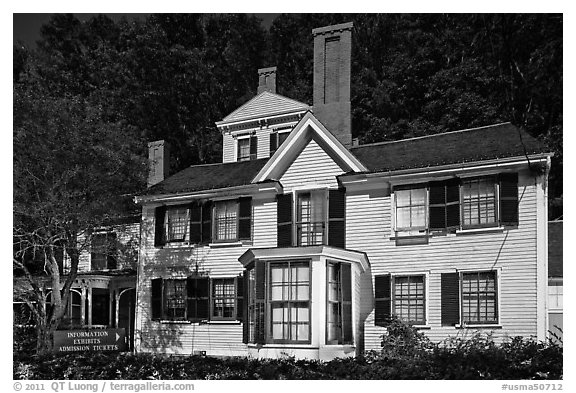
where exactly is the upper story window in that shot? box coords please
[393,173,518,236]
[277,189,345,249]
[395,187,427,232]
[296,191,326,246]
[237,135,257,162]
[166,206,189,242]
[270,130,291,157]
[154,197,252,247]
[214,200,239,241]
[461,177,497,228]
[91,232,117,270]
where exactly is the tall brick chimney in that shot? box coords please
[312,22,353,148]
[148,140,170,188]
[257,67,277,94]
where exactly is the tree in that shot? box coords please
[13,51,147,354]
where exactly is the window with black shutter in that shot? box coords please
[328,189,346,248]
[254,261,266,344]
[189,202,202,244]
[429,179,460,232]
[374,274,391,326]
[441,272,460,326]
[277,194,293,247]
[201,201,213,244]
[269,131,291,157]
[499,173,519,226]
[151,278,163,320]
[249,135,258,160]
[154,206,167,247]
[187,276,210,321]
[238,197,252,240]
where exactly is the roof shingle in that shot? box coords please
[350,123,549,173]
[144,158,269,196]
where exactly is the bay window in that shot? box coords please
[327,262,352,344]
[269,261,311,343]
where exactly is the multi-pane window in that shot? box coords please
[461,271,498,324]
[237,138,251,161]
[164,279,187,320]
[395,188,427,231]
[247,268,256,343]
[91,233,116,270]
[166,206,189,242]
[297,191,326,246]
[393,275,425,325]
[212,278,236,319]
[327,263,342,343]
[214,200,238,241]
[269,261,310,343]
[461,178,497,228]
[548,281,563,310]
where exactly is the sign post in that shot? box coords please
[53,328,127,353]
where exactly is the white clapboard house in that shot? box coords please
[133,22,553,360]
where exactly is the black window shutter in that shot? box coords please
[242,271,249,344]
[499,173,519,226]
[154,206,167,247]
[238,197,252,240]
[190,202,202,244]
[187,276,210,321]
[236,274,244,322]
[270,133,278,157]
[374,274,391,326]
[328,189,346,249]
[441,273,460,326]
[106,233,118,270]
[254,261,266,344]
[201,201,213,244]
[151,278,163,320]
[250,136,258,160]
[341,263,353,343]
[277,194,293,247]
[445,179,461,229]
[429,182,447,230]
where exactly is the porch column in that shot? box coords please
[80,286,87,326]
[87,286,93,327]
[109,289,114,328]
[115,289,120,328]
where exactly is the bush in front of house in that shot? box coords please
[13,320,562,380]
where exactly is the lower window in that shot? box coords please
[212,278,236,320]
[461,271,498,324]
[393,275,426,325]
[327,262,352,344]
[164,279,187,320]
[269,261,310,343]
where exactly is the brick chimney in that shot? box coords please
[257,67,277,94]
[312,22,353,148]
[148,140,170,188]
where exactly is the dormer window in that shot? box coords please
[237,135,257,162]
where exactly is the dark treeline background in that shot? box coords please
[13,13,563,218]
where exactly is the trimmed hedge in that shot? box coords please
[14,320,562,380]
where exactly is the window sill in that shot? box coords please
[204,320,241,325]
[247,343,317,349]
[455,324,502,329]
[456,227,505,236]
[414,325,431,330]
[209,241,245,248]
[158,320,192,324]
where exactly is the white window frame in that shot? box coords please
[390,271,430,327]
[234,133,252,162]
[457,268,502,327]
[392,186,429,236]
[292,187,329,247]
[212,199,240,242]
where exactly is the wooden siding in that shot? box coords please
[77,222,140,272]
[279,138,344,193]
[222,124,299,163]
[136,197,277,356]
[346,170,542,350]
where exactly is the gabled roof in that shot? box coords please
[253,112,368,182]
[218,91,310,125]
[144,158,269,196]
[350,123,550,173]
[549,221,563,278]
